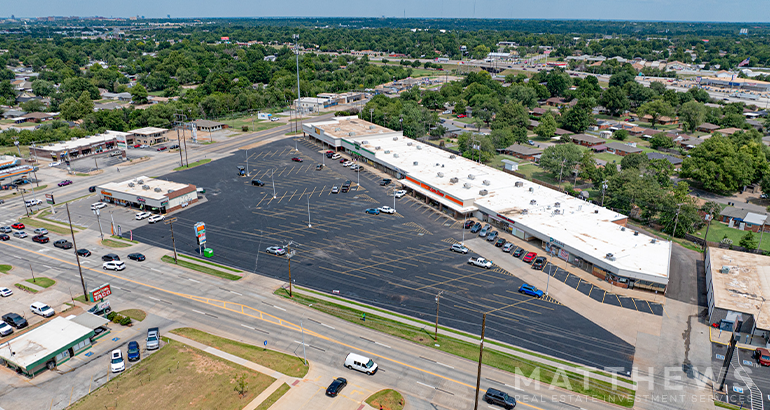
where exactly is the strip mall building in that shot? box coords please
[303,117,671,291]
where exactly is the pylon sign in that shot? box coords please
[194,222,206,245]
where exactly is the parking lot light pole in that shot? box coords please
[66,203,88,301]
[17,187,30,217]
[434,291,443,342]
[462,213,467,246]
[307,196,312,228]
[271,169,276,199]
[246,149,249,176]
[164,217,179,264]
[93,209,104,241]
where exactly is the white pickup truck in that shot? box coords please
[468,257,493,269]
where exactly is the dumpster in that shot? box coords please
[203,248,213,258]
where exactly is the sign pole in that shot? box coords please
[66,203,88,301]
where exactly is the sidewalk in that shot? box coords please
[710,326,764,350]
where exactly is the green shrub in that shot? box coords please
[120,316,132,326]
[107,311,117,320]
[242,125,248,132]
[112,314,124,324]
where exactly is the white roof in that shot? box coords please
[33,131,130,152]
[98,176,191,201]
[708,247,770,330]
[129,127,167,135]
[296,97,330,104]
[744,212,767,226]
[0,317,92,369]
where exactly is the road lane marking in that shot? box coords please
[188,278,200,283]
[416,381,435,389]
[375,342,390,348]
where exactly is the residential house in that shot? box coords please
[530,107,548,117]
[637,114,678,125]
[93,102,123,112]
[553,128,572,137]
[545,97,576,108]
[646,152,683,169]
[570,134,605,147]
[747,120,763,132]
[678,136,708,150]
[527,119,539,130]
[20,112,56,122]
[500,144,542,161]
[696,123,720,133]
[102,92,133,102]
[715,128,742,136]
[605,142,643,156]
[718,206,769,233]
[1,110,26,119]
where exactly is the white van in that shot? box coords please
[31,302,54,317]
[331,153,341,160]
[344,353,378,375]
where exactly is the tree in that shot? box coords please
[680,134,754,194]
[608,71,634,88]
[678,100,706,133]
[620,153,648,170]
[77,91,94,116]
[31,79,55,97]
[233,374,249,397]
[59,98,82,121]
[637,100,674,129]
[740,231,758,250]
[457,132,495,162]
[130,84,148,104]
[539,143,582,182]
[0,80,15,101]
[472,45,491,60]
[546,71,572,98]
[559,98,595,133]
[20,100,45,113]
[649,134,674,149]
[578,150,598,182]
[599,86,629,117]
[493,101,529,130]
[421,91,445,110]
[613,129,629,141]
[490,128,515,149]
[508,85,538,109]
[534,111,557,139]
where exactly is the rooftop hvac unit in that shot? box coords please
[167,189,174,193]
[529,199,537,205]
[479,189,488,196]
[154,187,162,192]
[634,231,639,236]
[394,153,399,158]
[369,125,376,130]
[348,132,356,136]
[522,209,528,215]
[416,146,422,150]
[413,161,419,166]
[128,182,135,187]
[142,185,150,190]
[384,150,390,154]
[594,210,599,214]
[651,238,657,244]
[334,127,341,132]
[407,142,413,146]
[720,266,730,274]
[606,253,616,261]
[375,146,381,150]
[137,179,144,184]
[528,187,534,192]
[468,174,475,180]
[554,202,561,208]
[450,155,456,159]
[463,183,472,189]
[361,140,368,145]
[393,137,398,141]
[554,209,561,215]
[515,181,523,187]
[437,172,444,177]
[450,177,459,183]
[621,227,626,231]
[483,180,490,186]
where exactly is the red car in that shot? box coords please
[156,146,168,151]
[755,348,770,366]
[522,252,537,263]
[58,180,73,187]
[457,114,467,118]
[291,157,303,162]
[133,144,141,148]
[325,150,334,154]
[32,235,49,244]
[11,223,24,230]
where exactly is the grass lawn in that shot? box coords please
[220,116,285,133]
[170,328,308,378]
[161,255,241,280]
[692,221,770,252]
[0,264,12,273]
[111,235,138,243]
[276,288,634,406]
[74,294,92,304]
[489,153,523,169]
[14,283,37,293]
[18,217,75,236]
[26,277,55,288]
[178,254,242,272]
[69,342,275,410]
[174,158,211,171]
[254,383,290,410]
[366,389,405,410]
[119,309,147,322]
[101,239,132,248]
[516,164,565,185]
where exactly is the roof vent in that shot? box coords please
[463,183,472,189]
[450,155,456,159]
[375,146,381,150]
[606,253,616,261]
[384,150,390,154]
[594,209,599,214]
[522,209,528,215]
[621,227,626,231]
[334,127,342,132]
[479,189,488,196]
[554,202,561,208]
[416,145,422,150]
[720,266,730,274]
[514,181,524,187]
[137,179,144,184]
[393,137,398,141]
[529,187,534,192]
[483,180,490,186]
[529,199,537,205]
[437,172,444,177]
[154,187,162,192]
[651,238,657,243]
[394,153,399,158]
[361,140,368,145]
[554,209,561,215]
[634,231,639,236]
[369,125,376,129]
[142,185,150,190]
[450,177,459,183]
[128,182,135,187]
[407,142,413,146]
[468,174,475,180]
[348,132,356,136]
[413,161,419,166]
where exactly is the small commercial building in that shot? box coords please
[97,175,197,214]
[28,131,128,160]
[294,97,334,113]
[129,127,168,146]
[0,316,109,377]
[317,92,365,105]
[192,119,226,132]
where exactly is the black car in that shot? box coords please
[54,239,73,249]
[169,144,180,149]
[512,248,525,258]
[76,248,92,257]
[251,178,265,186]
[379,178,392,186]
[341,186,349,193]
[470,222,482,233]
[532,256,547,270]
[102,253,120,262]
[325,377,347,397]
[464,220,475,229]
[3,313,28,329]
[494,237,506,247]
[484,388,517,409]
[0,234,9,241]
[88,186,96,193]
[128,253,146,261]
[343,180,351,187]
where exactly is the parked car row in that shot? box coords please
[1,302,57,337]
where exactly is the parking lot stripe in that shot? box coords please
[318,186,325,197]
[575,278,582,289]
[453,304,520,322]
[480,297,549,316]
[255,194,268,208]
[277,191,288,203]
[298,187,307,200]
[318,265,367,279]
[631,298,639,311]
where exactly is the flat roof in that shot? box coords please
[193,119,225,127]
[0,317,92,369]
[708,247,770,330]
[311,117,395,141]
[129,127,167,135]
[98,176,192,201]
[32,131,129,152]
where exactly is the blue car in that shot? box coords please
[127,341,140,362]
[518,284,544,298]
[365,208,380,215]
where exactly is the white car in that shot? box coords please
[33,228,48,235]
[135,212,152,220]
[31,302,54,317]
[342,161,353,167]
[450,243,469,254]
[350,164,360,170]
[148,215,165,224]
[379,206,395,214]
[25,199,42,207]
[49,161,61,167]
[110,349,125,373]
[0,287,12,297]
[0,322,12,337]
[91,202,107,210]
[394,190,407,198]
[331,153,341,160]
[103,261,126,271]
[266,246,286,256]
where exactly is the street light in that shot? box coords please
[93,208,104,241]
[307,196,312,228]
[271,168,276,199]
[434,290,444,342]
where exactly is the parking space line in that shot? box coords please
[318,185,325,197]
[615,294,622,305]
[277,191,288,203]
[646,300,654,313]
[602,291,606,303]
[453,304,521,322]
[317,265,368,279]
[287,189,298,202]
[480,297,548,315]
[575,278,581,289]
[631,298,639,311]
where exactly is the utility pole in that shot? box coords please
[18,187,30,217]
[66,203,88,301]
[473,313,487,410]
[670,203,684,240]
[300,320,307,365]
[93,208,104,241]
[601,180,608,207]
[434,291,444,342]
[176,128,184,167]
[558,158,566,186]
[29,263,35,283]
[286,242,296,297]
[164,217,179,264]
[703,213,713,251]
[294,34,302,135]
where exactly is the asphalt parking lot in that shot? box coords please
[127,137,636,372]
[712,342,770,409]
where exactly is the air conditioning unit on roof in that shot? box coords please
[450,155,456,159]
[416,146,422,150]
[142,185,150,190]
[528,187,534,192]
[394,153,399,158]
[720,266,730,274]
[407,142,413,146]
[413,161,419,165]
[375,146,381,150]
[463,183,472,189]
[483,180,490,186]
[334,127,341,132]
[479,189,488,196]
[437,172,444,177]
[154,187,162,192]
[167,189,174,193]
[128,182,135,187]
[468,174,475,180]
[393,137,398,141]
[137,179,144,184]
[606,253,616,261]
[515,181,523,187]
[529,199,537,205]
[450,177,459,183]
[554,202,560,208]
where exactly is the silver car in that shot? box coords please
[0,226,11,233]
[450,243,469,254]
[479,227,489,237]
[13,231,27,238]
[33,228,48,235]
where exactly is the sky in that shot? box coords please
[3,0,767,23]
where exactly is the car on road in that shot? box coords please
[13,231,27,239]
[32,235,49,244]
[25,199,43,207]
[518,284,544,298]
[379,206,395,214]
[54,239,73,249]
[512,248,525,258]
[450,243,469,254]
[133,144,141,148]
[57,180,73,187]
[135,212,151,220]
[3,313,28,329]
[494,238,506,247]
[156,146,168,151]
[0,234,8,241]
[12,179,30,185]
[127,341,141,362]
[33,228,48,235]
[0,287,12,297]
[344,353,378,375]
[326,377,347,397]
[394,190,407,198]
[31,302,54,317]
[76,249,92,257]
[49,161,61,167]
[0,226,11,233]
[457,114,467,118]
[110,349,125,373]
[102,253,120,262]
[103,261,126,271]
[251,178,265,186]
[140,145,149,149]
[148,215,165,223]
[486,231,498,242]
[90,202,107,210]
[88,186,97,192]
[522,252,537,263]
[331,186,339,194]
[291,157,303,162]
[169,144,180,149]
[266,246,286,256]
[470,222,482,233]
[0,322,12,337]
[532,256,547,270]
[128,253,146,261]
[502,242,514,253]
[464,220,475,229]
[379,178,392,186]
[754,348,770,366]
[364,208,380,215]
[484,388,517,409]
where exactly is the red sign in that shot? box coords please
[221,36,229,41]
[91,284,112,301]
